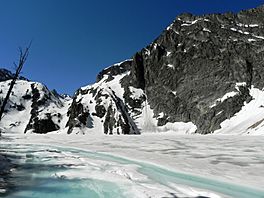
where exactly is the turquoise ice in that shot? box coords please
[1,143,264,198]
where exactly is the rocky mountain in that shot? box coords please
[0,73,71,134]
[2,5,264,135]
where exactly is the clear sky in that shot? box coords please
[1,0,264,95]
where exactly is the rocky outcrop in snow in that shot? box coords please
[66,60,140,135]
[0,80,71,134]
[123,5,264,134]
[67,5,264,135]
[2,5,264,135]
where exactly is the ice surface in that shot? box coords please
[1,132,264,198]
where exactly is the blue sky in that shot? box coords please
[1,0,264,94]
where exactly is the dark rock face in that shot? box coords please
[0,78,68,134]
[30,114,60,134]
[66,86,140,135]
[123,5,264,134]
[131,53,146,89]
[0,69,28,82]
[0,69,14,82]
[3,5,264,135]
[66,89,90,134]
[66,61,140,135]
[24,83,61,134]
[65,5,264,135]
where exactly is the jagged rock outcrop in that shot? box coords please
[0,69,27,82]
[0,79,70,134]
[66,60,140,135]
[122,5,264,134]
[96,60,131,82]
[2,5,264,135]
[24,83,61,133]
[66,5,264,135]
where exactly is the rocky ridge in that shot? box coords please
[66,5,264,135]
[2,5,264,135]
[0,76,70,134]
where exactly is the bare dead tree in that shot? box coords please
[0,44,31,123]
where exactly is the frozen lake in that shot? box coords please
[1,133,264,198]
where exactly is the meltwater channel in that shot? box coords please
[1,143,264,198]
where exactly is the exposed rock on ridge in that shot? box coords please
[122,5,264,134]
[67,5,264,134]
[0,69,27,82]
[0,80,70,134]
[2,5,264,135]
[66,60,140,135]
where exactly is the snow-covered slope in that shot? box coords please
[65,62,264,135]
[215,86,264,135]
[2,5,264,135]
[65,5,264,135]
[66,60,141,135]
[66,60,197,135]
[1,69,264,136]
[0,79,71,134]
[0,66,197,135]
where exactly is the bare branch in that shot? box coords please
[13,62,18,69]
[0,42,32,124]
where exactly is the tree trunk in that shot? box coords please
[0,45,31,128]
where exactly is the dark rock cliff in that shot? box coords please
[0,69,27,82]
[122,5,264,134]
[24,83,63,134]
[40,4,264,134]
[2,5,264,135]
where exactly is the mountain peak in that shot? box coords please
[1,5,264,135]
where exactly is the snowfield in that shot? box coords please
[1,132,264,198]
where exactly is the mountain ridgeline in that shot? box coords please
[1,5,264,135]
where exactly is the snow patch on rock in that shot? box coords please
[215,86,264,135]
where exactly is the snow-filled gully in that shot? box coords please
[1,143,264,198]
